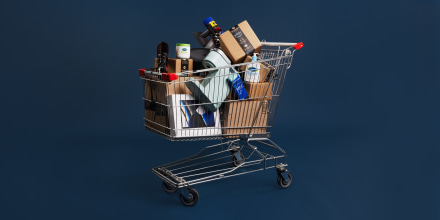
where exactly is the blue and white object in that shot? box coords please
[167,94,221,137]
[227,75,248,100]
[185,48,247,112]
[244,53,260,82]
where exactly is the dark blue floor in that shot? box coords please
[2,122,438,219]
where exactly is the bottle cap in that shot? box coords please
[203,17,214,26]
[252,53,258,61]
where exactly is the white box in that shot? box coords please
[167,94,222,138]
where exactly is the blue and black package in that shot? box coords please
[227,75,248,100]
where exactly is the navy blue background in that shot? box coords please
[1,0,439,219]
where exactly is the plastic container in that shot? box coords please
[176,43,191,59]
[244,53,260,82]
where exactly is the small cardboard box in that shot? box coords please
[244,82,273,100]
[223,100,268,138]
[240,55,275,83]
[154,58,193,75]
[220,20,262,64]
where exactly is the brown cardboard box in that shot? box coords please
[240,55,275,83]
[145,109,169,135]
[226,82,273,100]
[144,76,201,135]
[223,100,268,138]
[245,82,273,100]
[145,76,200,104]
[220,20,262,64]
[154,58,193,74]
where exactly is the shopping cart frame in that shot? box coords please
[140,41,303,206]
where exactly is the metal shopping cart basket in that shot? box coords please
[139,41,303,206]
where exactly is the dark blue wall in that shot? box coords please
[1,0,439,219]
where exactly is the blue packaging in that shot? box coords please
[227,75,248,100]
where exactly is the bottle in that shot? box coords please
[244,53,260,82]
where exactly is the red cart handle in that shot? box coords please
[293,42,304,50]
[162,73,178,81]
[138,69,146,76]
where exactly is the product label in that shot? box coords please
[181,59,188,71]
[245,64,259,82]
[228,75,248,100]
[247,67,258,74]
[230,26,254,55]
[209,20,217,27]
[180,48,188,53]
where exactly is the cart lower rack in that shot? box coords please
[140,42,303,206]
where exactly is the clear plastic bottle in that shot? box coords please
[244,53,260,82]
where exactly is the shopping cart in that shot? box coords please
[140,41,303,206]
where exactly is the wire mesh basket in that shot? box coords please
[141,43,298,141]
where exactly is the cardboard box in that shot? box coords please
[220,20,262,64]
[244,82,273,100]
[240,55,275,83]
[144,76,201,136]
[145,109,170,135]
[223,100,268,138]
[154,58,193,75]
[226,81,272,101]
[145,76,201,104]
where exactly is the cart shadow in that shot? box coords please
[110,173,182,205]
[190,172,289,201]
[112,170,289,206]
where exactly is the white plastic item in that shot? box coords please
[167,94,221,137]
[185,48,240,112]
[176,43,190,59]
[244,53,260,82]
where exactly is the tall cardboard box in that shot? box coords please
[223,100,268,138]
[145,109,169,135]
[144,76,201,136]
[220,20,262,64]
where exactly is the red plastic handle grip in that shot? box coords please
[162,73,178,81]
[293,42,304,50]
[139,69,146,76]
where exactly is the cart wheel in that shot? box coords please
[231,153,245,167]
[162,181,178,193]
[179,187,199,207]
[277,171,293,189]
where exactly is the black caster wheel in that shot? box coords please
[179,187,199,207]
[162,181,178,193]
[232,153,245,167]
[277,171,293,189]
